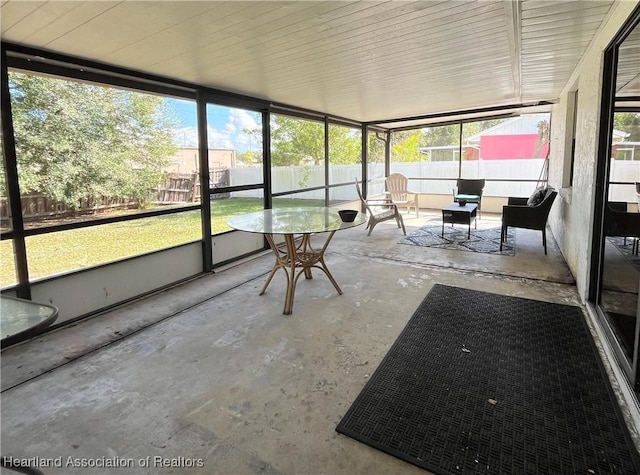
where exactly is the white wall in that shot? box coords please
[547,1,638,300]
[212,231,264,265]
[20,226,266,324]
[29,243,204,325]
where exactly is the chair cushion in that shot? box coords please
[455,194,480,202]
[527,186,548,207]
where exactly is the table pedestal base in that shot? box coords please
[261,232,341,315]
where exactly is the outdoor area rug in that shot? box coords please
[399,221,515,256]
[336,284,640,474]
[608,236,640,271]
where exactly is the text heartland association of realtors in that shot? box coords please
[2,455,205,469]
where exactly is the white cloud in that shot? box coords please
[172,109,262,151]
[208,125,234,149]
[172,126,232,148]
[230,109,260,131]
[173,127,198,147]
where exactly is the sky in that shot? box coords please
[166,98,261,152]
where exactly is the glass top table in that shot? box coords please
[227,207,366,235]
[228,207,366,314]
[1,295,59,348]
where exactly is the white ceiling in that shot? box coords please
[0,0,633,124]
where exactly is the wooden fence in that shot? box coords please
[152,169,230,203]
[152,173,199,204]
[0,193,139,225]
[0,169,231,226]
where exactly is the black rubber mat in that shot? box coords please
[336,284,640,474]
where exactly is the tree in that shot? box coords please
[270,115,325,166]
[367,132,387,163]
[461,120,504,140]
[270,115,364,166]
[391,130,424,162]
[329,125,361,164]
[424,124,460,147]
[9,72,178,208]
[614,112,640,142]
[240,127,263,166]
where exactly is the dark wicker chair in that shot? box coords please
[605,201,640,255]
[500,188,557,255]
[453,179,485,218]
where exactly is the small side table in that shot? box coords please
[442,203,478,239]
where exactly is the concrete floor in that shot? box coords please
[1,211,638,475]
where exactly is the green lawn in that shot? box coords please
[0,197,329,287]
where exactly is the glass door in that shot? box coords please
[592,16,640,390]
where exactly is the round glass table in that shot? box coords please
[228,207,366,314]
[1,296,58,348]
